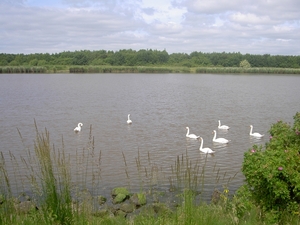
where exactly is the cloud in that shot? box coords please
[230,13,272,25]
[183,0,242,14]
[0,0,299,55]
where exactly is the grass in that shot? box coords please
[1,65,300,74]
[0,66,47,73]
[195,66,300,74]
[0,124,299,224]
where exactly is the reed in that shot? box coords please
[1,123,289,224]
[196,66,300,74]
[122,151,131,190]
[2,65,300,74]
[170,150,208,195]
[69,65,188,73]
[128,149,164,194]
[0,66,47,73]
[0,152,16,225]
[31,122,73,224]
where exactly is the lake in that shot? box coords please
[0,73,299,200]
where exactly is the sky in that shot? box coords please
[1,0,300,55]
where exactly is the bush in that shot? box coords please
[242,112,300,222]
[240,59,251,68]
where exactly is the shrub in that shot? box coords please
[240,59,251,68]
[242,112,300,222]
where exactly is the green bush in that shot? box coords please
[242,112,300,221]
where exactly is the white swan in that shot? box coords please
[127,114,132,124]
[212,130,230,144]
[74,123,83,132]
[199,137,215,154]
[218,120,230,130]
[186,127,200,139]
[249,125,264,138]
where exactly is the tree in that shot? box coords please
[72,52,88,65]
[239,59,251,68]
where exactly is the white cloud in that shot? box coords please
[230,13,272,25]
[183,0,243,14]
[0,0,299,55]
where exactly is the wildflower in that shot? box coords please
[270,136,273,139]
[251,149,256,153]
[278,167,283,171]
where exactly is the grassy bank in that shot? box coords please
[1,65,300,74]
[0,125,299,224]
[195,67,300,74]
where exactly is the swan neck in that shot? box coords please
[200,139,203,150]
[213,131,216,140]
[250,126,253,135]
[186,128,189,136]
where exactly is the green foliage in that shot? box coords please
[2,119,300,224]
[0,66,47,73]
[137,193,147,205]
[1,50,300,73]
[112,187,130,204]
[240,59,251,68]
[111,187,130,196]
[242,112,300,222]
[33,124,73,224]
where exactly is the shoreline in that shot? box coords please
[1,66,300,74]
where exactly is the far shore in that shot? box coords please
[1,65,300,74]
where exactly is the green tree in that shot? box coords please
[72,52,88,65]
[29,59,39,66]
[239,59,251,68]
[0,59,8,66]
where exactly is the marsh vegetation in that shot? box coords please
[1,50,300,74]
[1,113,300,224]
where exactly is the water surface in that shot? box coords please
[1,73,299,199]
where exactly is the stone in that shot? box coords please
[111,187,129,197]
[211,189,221,204]
[120,202,135,213]
[130,193,147,206]
[97,195,107,205]
[113,193,127,204]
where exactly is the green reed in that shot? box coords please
[31,122,73,224]
[129,149,163,193]
[69,65,183,73]
[2,65,300,74]
[169,149,206,194]
[0,66,47,73]
[196,66,300,74]
[122,151,131,190]
[0,122,250,225]
[0,152,12,202]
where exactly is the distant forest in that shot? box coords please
[1,49,300,68]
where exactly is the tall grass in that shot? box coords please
[29,123,73,224]
[196,66,300,74]
[69,66,188,73]
[1,65,300,74]
[0,66,47,73]
[2,124,299,224]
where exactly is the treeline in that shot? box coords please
[1,49,300,68]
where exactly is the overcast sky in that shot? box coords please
[1,0,300,55]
